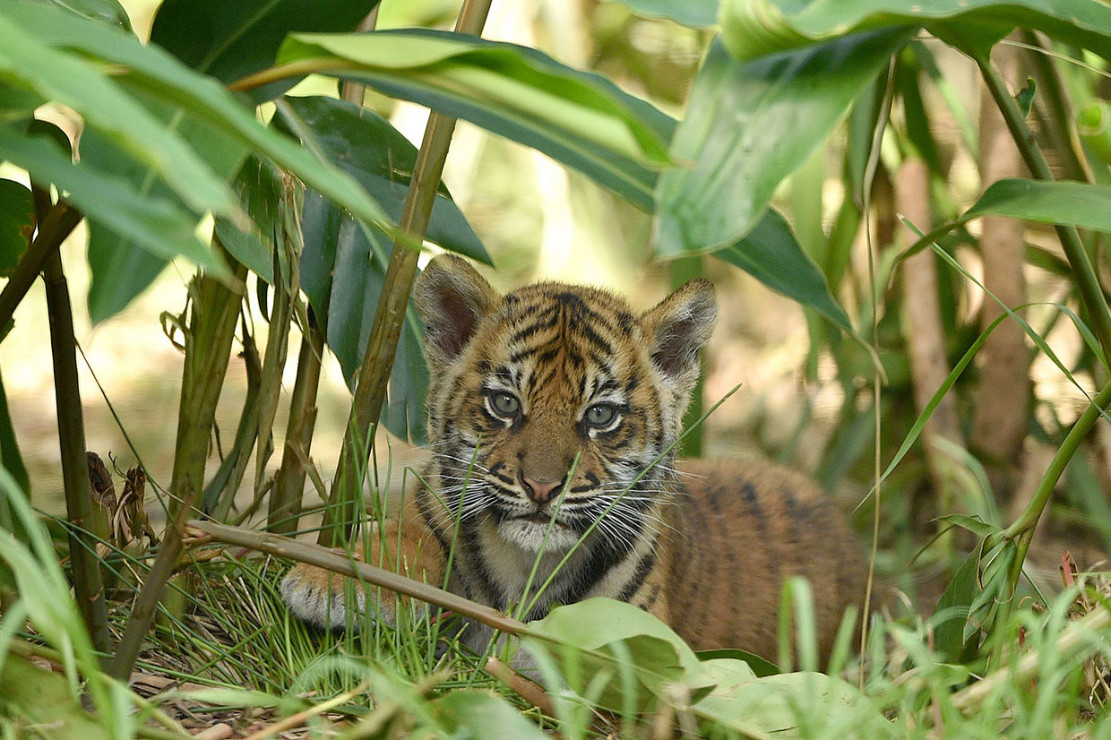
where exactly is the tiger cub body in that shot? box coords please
[282,255,865,661]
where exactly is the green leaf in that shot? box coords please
[0,123,218,269]
[276,95,489,264]
[932,546,982,663]
[213,156,287,284]
[525,598,712,712]
[712,208,852,333]
[5,1,393,233]
[299,190,428,444]
[432,691,550,739]
[0,179,32,277]
[42,0,133,31]
[719,0,1111,62]
[655,31,910,255]
[0,9,241,220]
[150,0,380,103]
[0,655,111,740]
[603,0,719,27]
[1078,102,1111,167]
[0,372,29,496]
[965,178,1111,233]
[277,29,674,210]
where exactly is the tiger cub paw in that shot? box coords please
[280,563,398,630]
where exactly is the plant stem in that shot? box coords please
[169,247,246,516]
[319,0,495,546]
[191,519,526,635]
[976,54,1111,372]
[0,203,82,332]
[42,249,110,658]
[269,317,324,534]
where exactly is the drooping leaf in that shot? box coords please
[0,179,33,277]
[432,691,550,740]
[42,0,132,31]
[277,29,675,210]
[276,95,489,264]
[4,1,393,234]
[712,208,853,333]
[932,545,983,663]
[150,0,380,103]
[719,0,1111,62]
[213,156,287,284]
[655,31,910,256]
[299,190,428,444]
[965,178,1111,233]
[603,0,719,27]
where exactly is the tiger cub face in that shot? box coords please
[413,255,717,557]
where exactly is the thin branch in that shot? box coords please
[319,0,495,545]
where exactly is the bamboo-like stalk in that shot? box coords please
[318,0,495,546]
[42,248,110,657]
[976,53,1111,372]
[168,248,247,516]
[190,519,526,635]
[268,316,324,534]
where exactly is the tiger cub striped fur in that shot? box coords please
[282,254,865,661]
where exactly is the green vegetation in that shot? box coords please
[2,0,1111,736]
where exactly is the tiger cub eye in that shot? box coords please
[489,392,520,418]
[584,404,617,428]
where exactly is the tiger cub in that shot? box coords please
[282,254,865,661]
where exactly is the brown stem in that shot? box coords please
[190,519,526,635]
[268,316,323,534]
[43,249,110,657]
[319,0,495,546]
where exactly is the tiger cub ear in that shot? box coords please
[641,278,718,385]
[414,254,497,363]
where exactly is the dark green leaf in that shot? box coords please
[0,179,33,277]
[299,191,428,444]
[696,648,780,678]
[214,156,288,284]
[966,178,1111,233]
[712,208,853,333]
[43,0,133,31]
[150,0,380,103]
[0,372,30,496]
[276,95,489,264]
[278,29,674,211]
[932,546,982,662]
[602,0,719,27]
[655,31,911,255]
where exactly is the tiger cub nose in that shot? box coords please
[522,476,564,504]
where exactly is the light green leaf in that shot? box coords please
[719,0,1111,62]
[713,208,852,333]
[4,1,392,234]
[603,0,719,27]
[1079,102,1111,167]
[965,178,1111,233]
[0,10,240,220]
[277,29,674,211]
[655,31,909,255]
[432,691,550,739]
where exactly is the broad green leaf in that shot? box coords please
[712,208,852,333]
[966,178,1111,233]
[81,89,247,322]
[277,95,489,264]
[0,10,240,221]
[693,669,890,738]
[603,0,719,27]
[0,179,32,277]
[432,691,550,740]
[277,29,674,210]
[719,0,1111,62]
[655,31,910,256]
[213,156,287,284]
[0,656,111,740]
[42,0,132,30]
[150,0,380,103]
[0,123,217,269]
[525,598,713,712]
[4,2,393,234]
[299,190,429,444]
